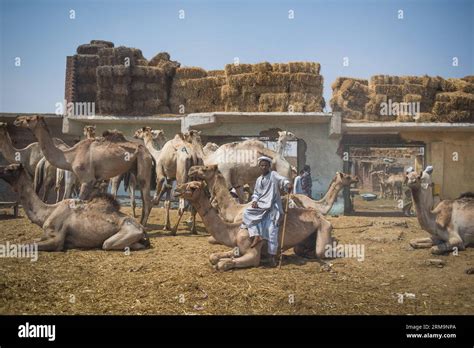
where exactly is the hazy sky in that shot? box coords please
[0,0,472,113]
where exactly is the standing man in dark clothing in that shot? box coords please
[301,164,312,198]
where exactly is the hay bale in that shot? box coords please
[252,62,273,73]
[207,70,225,76]
[374,84,403,97]
[98,46,146,66]
[402,84,426,95]
[403,94,422,103]
[224,63,253,76]
[271,63,289,73]
[288,62,320,74]
[174,67,208,79]
[258,93,289,112]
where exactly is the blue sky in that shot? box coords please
[0,0,472,113]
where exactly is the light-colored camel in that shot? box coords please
[189,165,358,222]
[185,130,294,203]
[0,164,149,251]
[386,173,403,200]
[202,142,219,156]
[175,181,334,271]
[407,170,474,254]
[14,115,153,226]
[0,122,43,177]
[149,129,201,233]
[34,157,57,202]
[276,131,297,157]
[371,171,389,198]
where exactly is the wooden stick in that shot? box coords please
[279,192,291,269]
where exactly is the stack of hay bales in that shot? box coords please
[331,74,474,123]
[98,46,148,66]
[223,62,324,112]
[330,77,369,120]
[96,65,132,114]
[74,54,99,104]
[130,66,170,114]
[76,40,114,55]
[169,67,226,113]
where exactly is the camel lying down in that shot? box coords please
[407,171,474,254]
[0,164,149,251]
[175,181,334,271]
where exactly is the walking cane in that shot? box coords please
[278,189,291,269]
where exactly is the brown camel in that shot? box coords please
[189,165,358,222]
[0,164,149,251]
[14,115,153,226]
[185,130,293,203]
[175,181,334,271]
[407,170,474,254]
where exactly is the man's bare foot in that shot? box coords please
[250,235,262,248]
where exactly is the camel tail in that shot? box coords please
[34,157,46,194]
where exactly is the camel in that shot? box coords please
[185,130,294,203]
[14,115,153,226]
[0,164,149,251]
[386,173,403,200]
[407,170,474,254]
[175,181,334,271]
[189,165,358,223]
[0,122,43,177]
[371,171,389,198]
[148,129,202,233]
[276,131,297,157]
[34,157,58,202]
[202,142,219,156]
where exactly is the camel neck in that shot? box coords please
[411,186,437,233]
[143,136,161,158]
[316,178,342,214]
[193,194,238,247]
[276,140,285,156]
[33,122,72,171]
[17,172,55,226]
[209,173,240,210]
[0,133,19,163]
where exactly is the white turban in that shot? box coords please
[405,166,414,174]
[424,165,433,173]
[257,156,272,164]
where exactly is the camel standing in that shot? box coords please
[185,130,294,203]
[0,164,149,251]
[175,181,334,271]
[407,170,474,254]
[14,115,153,226]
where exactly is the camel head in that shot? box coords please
[184,130,202,144]
[174,181,205,202]
[188,164,218,181]
[0,122,8,139]
[14,115,44,130]
[134,127,165,142]
[335,172,359,187]
[406,171,423,189]
[83,125,96,139]
[278,130,297,142]
[151,129,166,142]
[203,142,219,154]
[0,164,24,190]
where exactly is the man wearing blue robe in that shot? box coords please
[241,156,292,266]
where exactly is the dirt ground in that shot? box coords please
[0,206,472,315]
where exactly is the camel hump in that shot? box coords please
[458,192,474,199]
[89,193,121,212]
[101,129,127,142]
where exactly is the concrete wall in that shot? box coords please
[195,121,344,213]
[401,131,474,199]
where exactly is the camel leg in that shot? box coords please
[79,181,95,200]
[190,206,197,234]
[136,154,152,227]
[63,171,74,200]
[209,250,235,265]
[163,199,172,231]
[129,185,136,218]
[431,232,465,255]
[102,223,146,250]
[215,246,262,271]
[34,227,66,251]
[315,219,334,258]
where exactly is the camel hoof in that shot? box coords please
[209,255,219,265]
[216,259,234,271]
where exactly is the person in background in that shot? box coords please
[402,166,415,216]
[293,169,304,195]
[301,164,312,198]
